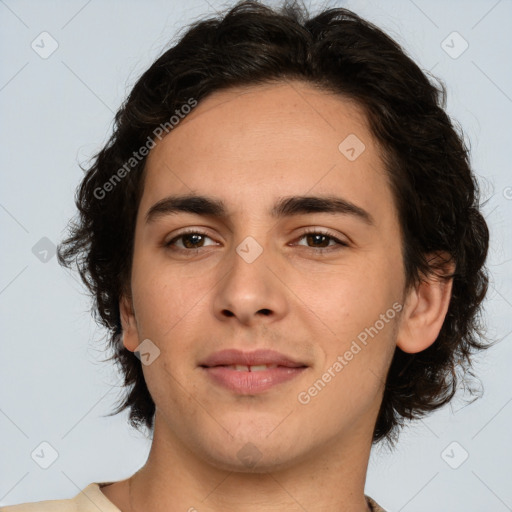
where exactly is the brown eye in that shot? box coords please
[165,230,217,250]
[181,233,206,248]
[305,233,332,248]
[296,230,348,251]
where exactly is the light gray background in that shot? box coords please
[1,0,511,510]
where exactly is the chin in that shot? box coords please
[192,429,308,474]
[200,446,303,474]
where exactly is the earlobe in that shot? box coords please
[119,295,139,352]
[396,253,455,354]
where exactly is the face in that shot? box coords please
[121,81,407,472]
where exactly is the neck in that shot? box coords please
[126,413,373,512]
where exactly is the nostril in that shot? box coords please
[258,309,272,316]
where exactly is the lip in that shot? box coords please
[199,349,308,394]
[200,349,307,368]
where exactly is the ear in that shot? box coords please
[396,252,455,354]
[119,293,139,352]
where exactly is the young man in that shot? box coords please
[2,1,491,511]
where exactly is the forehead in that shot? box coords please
[141,80,394,221]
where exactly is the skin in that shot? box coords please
[101,80,453,512]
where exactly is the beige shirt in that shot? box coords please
[1,483,387,512]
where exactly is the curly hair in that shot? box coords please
[58,0,493,447]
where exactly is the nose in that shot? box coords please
[212,240,289,327]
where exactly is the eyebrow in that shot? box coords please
[145,194,374,226]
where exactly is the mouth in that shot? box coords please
[215,364,283,371]
[199,349,308,394]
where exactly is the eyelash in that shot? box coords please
[164,228,349,254]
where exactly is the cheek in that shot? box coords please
[291,262,394,336]
[131,264,203,339]
[130,234,219,326]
